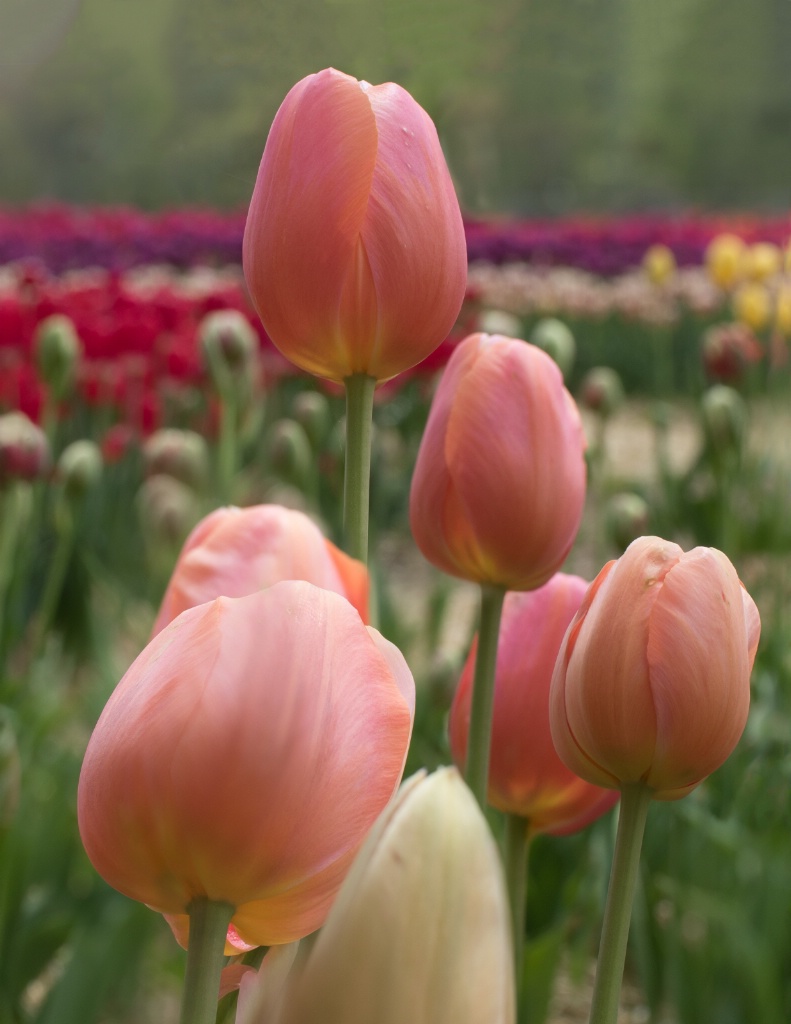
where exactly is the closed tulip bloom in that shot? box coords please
[550,537,760,800]
[243,68,467,383]
[449,575,617,834]
[410,333,587,590]
[78,582,415,946]
[265,768,514,1024]
[151,504,368,636]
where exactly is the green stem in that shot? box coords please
[180,898,235,1024]
[464,584,506,808]
[0,486,24,657]
[342,373,376,564]
[217,390,239,505]
[588,783,652,1024]
[504,813,531,992]
[30,496,75,659]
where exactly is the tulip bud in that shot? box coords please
[410,333,587,591]
[733,282,771,332]
[449,577,617,835]
[642,244,676,286]
[136,474,200,548]
[702,322,763,383]
[705,234,745,290]
[151,504,369,635]
[78,583,415,947]
[479,309,523,338]
[56,440,103,500]
[605,492,650,552]
[266,419,313,489]
[579,366,624,418]
[34,314,81,398]
[530,317,576,380]
[269,768,515,1024]
[142,429,209,491]
[701,385,747,455]
[291,391,332,450]
[199,310,258,376]
[550,537,760,800]
[243,68,467,383]
[0,412,51,488]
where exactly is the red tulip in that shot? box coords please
[151,504,368,636]
[550,537,760,800]
[409,333,587,590]
[449,575,616,834]
[78,582,414,946]
[243,68,467,383]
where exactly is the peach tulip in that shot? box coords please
[550,537,760,800]
[78,582,415,946]
[151,504,368,635]
[409,333,587,591]
[243,68,467,383]
[449,575,617,834]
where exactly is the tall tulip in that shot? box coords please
[78,582,415,951]
[251,769,514,1024]
[410,332,587,807]
[410,333,587,593]
[243,67,467,385]
[549,536,760,800]
[151,504,368,636]
[449,575,616,834]
[549,536,760,1024]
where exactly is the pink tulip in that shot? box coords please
[409,333,587,590]
[151,504,369,636]
[449,575,617,834]
[243,68,467,384]
[78,582,415,946]
[550,537,761,800]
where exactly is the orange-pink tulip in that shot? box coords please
[78,582,414,946]
[151,504,368,636]
[550,537,760,800]
[243,67,467,384]
[449,575,617,834]
[409,333,587,590]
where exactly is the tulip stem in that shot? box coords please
[465,584,506,808]
[588,783,651,1024]
[504,813,531,992]
[343,373,376,564]
[179,897,234,1024]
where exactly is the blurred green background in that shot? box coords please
[2,0,791,213]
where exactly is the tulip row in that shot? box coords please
[2,202,791,276]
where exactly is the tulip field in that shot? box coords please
[3,73,791,1024]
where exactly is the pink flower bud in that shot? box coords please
[78,582,415,946]
[409,333,587,590]
[151,504,369,636]
[243,68,467,383]
[550,537,760,800]
[449,575,617,834]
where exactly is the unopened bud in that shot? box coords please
[702,385,747,454]
[705,234,745,291]
[579,367,624,417]
[0,412,51,488]
[479,310,523,338]
[741,242,781,282]
[34,314,81,397]
[733,282,771,332]
[142,429,209,491]
[291,391,332,450]
[137,474,199,547]
[530,317,576,379]
[605,492,650,552]
[200,310,258,376]
[267,419,313,489]
[57,440,103,500]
